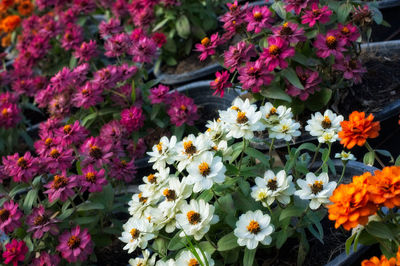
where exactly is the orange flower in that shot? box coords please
[1,0,14,9]
[361,255,396,266]
[1,15,21,33]
[1,33,11,47]
[338,111,380,149]
[18,0,33,16]
[367,166,400,208]
[328,180,377,230]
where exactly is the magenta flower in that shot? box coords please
[0,200,22,234]
[238,60,274,93]
[2,152,39,183]
[31,252,60,266]
[72,82,103,109]
[57,226,93,263]
[285,66,321,101]
[43,146,74,174]
[210,71,232,97]
[130,35,157,63]
[333,56,366,84]
[152,32,167,48]
[44,172,77,203]
[245,6,274,33]
[272,22,306,44]
[73,40,98,62]
[301,3,332,27]
[167,94,199,127]
[224,41,257,73]
[2,239,28,266]
[0,92,18,105]
[26,205,59,239]
[149,84,170,104]
[80,137,113,168]
[100,120,126,143]
[99,18,123,39]
[260,36,295,71]
[80,165,107,193]
[220,1,247,33]
[61,23,83,51]
[313,31,347,59]
[34,137,58,156]
[120,106,145,133]
[109,158,136,183]
[195,33,220,61]
[126,138,147,159]
[0,103,21,129]
[104,33,131,58]
[55,121,88,146]
[284,0,315,15]
[335,23,360,45]
[39,118,62,139]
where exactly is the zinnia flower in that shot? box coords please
[238,60,274,93]
[80,164,108,193]
[1,15,21,33]
[301,3,332,27]
[284,0,314,14]
[167,94,199,127]
[0,103,21,128]
[313,31,347,59]
[0,200,23,234]
[335,23,360,45]
[260,36,295,71]
[333,56,366,84]
[120,106,145,133]
[152,32,166,48]
[56,225,93,263]
[73,40,98,62]
[338,111,380,149]
[271,22,306,44]
[367,166,400,208]
[361,255,396,266]
[210,71,232,97]
[72,82,103,109]
[26,205,59,239]
[245,6,274,33]
[2,151,39,183]
[2,239,28,266]
[30,252,61,266]
[285,66,321,101]
[55,121,88,146]
[149,84,169,104]
[195,33,219,61]
[44,172,78,202]
[223,41,256,73]
[80,137,113,167]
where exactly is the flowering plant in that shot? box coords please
[199,0,384,112]
[119,97,362,265]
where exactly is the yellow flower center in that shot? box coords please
[266,107,277,119]
[236,111,248,124]
[310,180,324,195]
[268,44,280,55]
[201,37,210,47]
[341,26,350,34]
[281,125,289,133]
[85,172,96,183]
[321,116,332,129]
[267,178,278,191]
[130,228,140,240]
[231,106,240,111]
[183,141,197,155]
[247,220,261,234]
[163,189,176,201]
[147,174,156,184]
[45,138,53,146]
[52,175,68,189]
[188,258,200,266]
[1,108,9,117]
[253,11,262,20]
[63,124,72,134]
[156,142,163,154]
[198,162,211,176]
[326,36,337,48]
[0,209,10,221]
[138,193,148,203]
[49,148,60,158]
[17,157,27,168]
[67,235,81,249]
[89,145,102,159]
[187,210,201,225]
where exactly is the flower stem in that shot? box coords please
[337,162,347,184]
[309,142,322,169]
[237,140,247,176]
[269,138,275,168]
[316,143,332,173]
[365,141,385,168]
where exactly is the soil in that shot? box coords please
[161,53,218,75]
[143,127,171,149]
[95,238,136,265]
[335,54,400,118]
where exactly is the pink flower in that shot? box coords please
[98,18,123,39]
[120,106,145,133]
[272,22,306,44]
[195,33,220,61]
[55,121,88,146]
[26,205,59,239]
[238,60,274,93]
[130,35,157,63]
[44,172,77,202]
[104,33,131,58]
[80,137,113,168]
[245,6,274,33]
[2,239,28,266]
[285,66,321,101]
[126,138,147,159]
[260,36,295,71]
[109,158,136,183]
[56,226,93,263]
[34,137,59,156]
[152,32,167,48]
[0,92,18,105]
[80,165,107,193]
[72,82,103,109]
[61,23,83,51]
[301,3,332,27]
[210,71,232,97]
[100,120,126,143]
[30,252,60,266]
[39,118,62,139]
[313,31,347,59]
[73,40,98,62]
[167,94,199,127]
[224,41,257,73]
[2,152,39,183]
[220,1,247,33]
[333,56,366,84]
[0,200,22,234]
[335,23,360,45]
[149,84,170,104]
[0,103,21,129]
[284,0,315,15]
[42,146,74,174]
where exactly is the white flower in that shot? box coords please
[269,118,301,141]
[129,250,156,266]
[295,172,337,210]
[143,207,165,231]
[174,134,212,172]
[155,259,176,266]
[260,103,293,129]
[148,136,177,171]
[305,110,343,138]
[120,218,156,253]
[318,130,339,144]
[186,151,226,193]
[250,170,295,206]
[205,119,226,143]
[335,151,356,161]
[234,210,274,250]
[176,248,215,266]
[139,167,171,200]
[128,192,154,217]
[219,98,264,139]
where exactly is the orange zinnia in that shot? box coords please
[1,15,21,33]
[367,166,400,208]
[328,181,377,230]
[1,33,11,47]
[18,0,33,16]
[338,111,380,149]
[361,255,396,266]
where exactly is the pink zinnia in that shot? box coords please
[301,3,332,27]
[44,172,77,202]
[55,121,88,146]
[238,60,274,93]
[313,31,347,59]
[224,41,257,73]
[152,32,167,48]
[120,106,145,133]
[210,71,232,97]
[0,200,22,234]
[333,56,366,84]
[245,6,274,33]
[98,18,123,39]
[61,23,83,51]
[34,137,59,156]
[104,33,131,58]
[2,239,28,266]
[149,84,170,104]
[26,205,59,239]
[80,165,107,193]
[126,138,147,159]
[72,82,103,109]
[56,226,93,263]
[0,103,21,129]
[109,158,136,183]
[130,35,157,63]
[220,1,247,33]
[80,137,113,168]
[284,0,315,15]
[43,146,74,174]
[195,33,219,61]
[167,94,199,127]
[260,36,295,71]
[73,40,98,62]
[2,151,39,183]
[335,23,360,45]
[285,66,321,101]
[31,252,61,266]
[272,22,306,44]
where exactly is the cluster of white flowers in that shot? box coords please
[122,98,347,264]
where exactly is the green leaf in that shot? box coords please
[58,208,74,220]
[376,149,393,162]
[243,248,256,266]
[172,125,185,141]
[165,56,177,66]
[271,1,286,19]
[366,221,394,240]
[245,146,270,166]
[23,188,38,212]
[276,229,293,249]
[260,86,292,103]
[395,155,400,166]
[345,233,357,255]
[197,190,213,202]
[9,183,29,198]
[337,3,352,23]
[77,202,105,212]
[92,234,112,247]
[280,205,305,221]
[152,238,168,256]
[292,53,319,67]
[305,88,332,111]
[153,17,171,32]
[89,184,114,211]
[363,151,375,166]
[176,15,191,39]
[281,68,304,90]
[131,80,136,103]
[69,56,77,68]
[199,241,216,255]
[168,231,187,251]
[237,179,251,196]
[74,216,99,225]
[370,7,383,24]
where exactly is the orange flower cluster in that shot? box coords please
[338,111,380,149]
[362,246,400,266]
[328,166,400,230]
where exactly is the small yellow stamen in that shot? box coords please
[247,220,261,234]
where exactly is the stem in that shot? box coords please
[337,163,347,184]
[68,197,77,212]
[365,141,385,168]
[205,234,217,249]
[315,143,332,173]
[269,138,275,168]
[309,142,322,169]
[266,204,273,215]
[286,141,291,155]
[237,140,247,176]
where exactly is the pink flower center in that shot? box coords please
[325,35,337,49]
[341,26,350,35]
[17,157,28,169]
[0,209,10,221]
[280,23,293,35]
[268,44,280,56]
[34,215,48,226]
[312,9,321,16]
[52,175,68,189]
[67,235,81,249]
[1,108,9,117]
[45,138,53,146]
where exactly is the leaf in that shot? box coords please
[23,188,38,212]
[245,146,270,166]
[276,229,292,249]
[297,231,310,266]
[337,3,352,23]
[271,1,286,19]
[74,216,99,225]
[168,231,187,250]
[261,86,292,103]
[281,68,304,90]
[9,183,29,198]
[131,80,136,103]
[58,208,74,220]
[395,155,400,166]
[152,238,168,256]
[280,205,305,221]
[199,241,216,255]
[366,221,394,240]
[363,151,375,166]
[69,56,77,68]
[370,6,383,24]
[176,15,191,39]
[153,17,170,32]
[376,149,393,162]
[243,248,256,266]
[77,202,105,212]
[89,184,114,211]
[292,53,319,67]
[345,233,357,255]
[305,88,332,111]
[197,190,213,202]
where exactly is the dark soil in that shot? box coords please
[95,238,135,265]
[161,53,218,75]
[336,54,400,118]
[143,127,171,148]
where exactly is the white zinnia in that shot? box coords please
[295,172,337,210]
[335,151,356,161]
[305,110,343,140]
[234,210,274,250]
[120,218,156,253]
[186,151,226,193]
[269,118,301,141]
[176,248,215,266]
[318,130,339,144]
[128,192,154,217]
[155,259,176,266]
[139,167,171,200]
[174,134,212,172]
[176,199,219,240]
[128,250,156,266]
[250,170,295,206]
[260,103,293,129]
[147,136,177,171]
